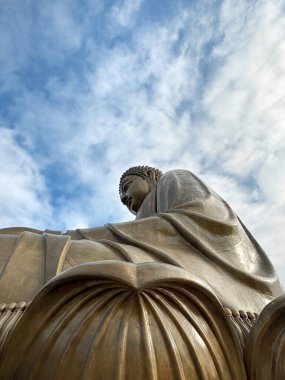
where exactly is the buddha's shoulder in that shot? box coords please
[159,169,198,185]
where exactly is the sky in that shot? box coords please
[0,0,285,282]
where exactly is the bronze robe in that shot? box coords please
[0,169,283,312]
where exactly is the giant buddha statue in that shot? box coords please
[0,166,284,379]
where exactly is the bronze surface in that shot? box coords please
[0,262,247,380]
[0,167,284,379]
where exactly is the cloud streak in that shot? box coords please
[0,127,52,227]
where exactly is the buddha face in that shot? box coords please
[120,175,152,214]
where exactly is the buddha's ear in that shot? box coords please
[146,169,156,184]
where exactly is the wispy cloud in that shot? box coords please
[110,0,144,27]
[0,127,52,227]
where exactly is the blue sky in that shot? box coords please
[1,0,285,282]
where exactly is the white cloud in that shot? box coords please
[110,0,144,27]
[0,127,52,228]
[38,1,83,53]
[199,1,285,174]
[257,151,285,207]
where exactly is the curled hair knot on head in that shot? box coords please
[119,165,163,195]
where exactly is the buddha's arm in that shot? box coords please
[64,215,168,246]
[73,215,177,247]
[65,226,117,241]
[0,227,43,235]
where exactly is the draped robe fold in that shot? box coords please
[0,170,283,312]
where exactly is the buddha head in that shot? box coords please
[119,165,162,214]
